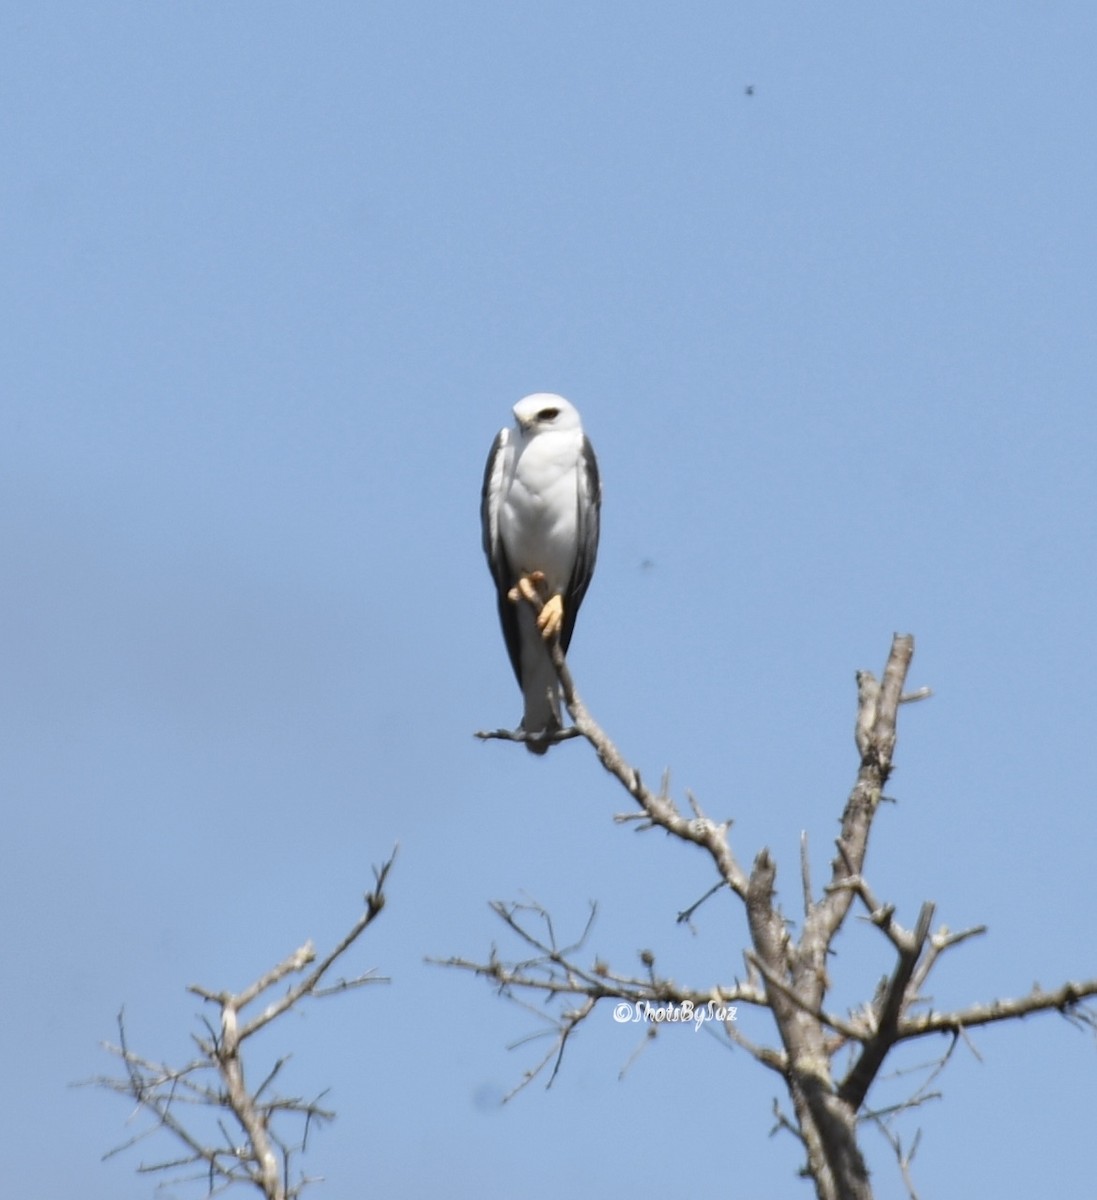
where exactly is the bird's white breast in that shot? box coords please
[499,429,581,592]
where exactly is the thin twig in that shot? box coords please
[88,851,397,1199]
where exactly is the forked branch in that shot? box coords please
[468,619,1097,1200]
[89,849,397,1200]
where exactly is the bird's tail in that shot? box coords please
[521,659,563,755]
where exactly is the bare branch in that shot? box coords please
[870,1118,925,1200]
[800,831,814,916]
[896,978,1097,1041]
[838,903,935,1110]
[502,995,597,1101]
[474,725,583,746]
[88,851,397,1199]
[812,635,916,960]
[470,621,1097,1200]
[908,923,988,998]
[676,881,728,927]
[235,849,397,1041]
[543,618,753,900]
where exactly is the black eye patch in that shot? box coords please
[537,407,560,421]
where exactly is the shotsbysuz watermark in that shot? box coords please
[612,1000,738,1031]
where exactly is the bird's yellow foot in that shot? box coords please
[537,593,564,640]
[507,573,563,640]
[508,571,547,607]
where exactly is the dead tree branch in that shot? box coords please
[88,850,397,1200]
[432,897,771,1094]
[465,615,1097,1199]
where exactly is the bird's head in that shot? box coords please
[512,393,582,437]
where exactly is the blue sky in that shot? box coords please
[3,3,1096,1196]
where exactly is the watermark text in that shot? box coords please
[612,1000,737,1031]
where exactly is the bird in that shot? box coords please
[481,394,601,753]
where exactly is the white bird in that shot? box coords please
[481,394,601,753]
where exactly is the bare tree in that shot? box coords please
[456,624,1097,1199]
[89,851,396,1200]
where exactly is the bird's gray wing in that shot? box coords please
[480,429,522,683]
[560,433,601,653]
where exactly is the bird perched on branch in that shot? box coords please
[481,394,601,753]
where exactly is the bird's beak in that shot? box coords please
[515,413,535,433]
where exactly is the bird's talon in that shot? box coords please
[538,594,565,640]
[513,575,542,607]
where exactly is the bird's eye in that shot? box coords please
[538,407,560,421]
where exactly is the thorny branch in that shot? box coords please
[467,610,1097,1199]
[88,850,397,1200]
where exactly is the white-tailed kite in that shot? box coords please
[481,394,601,753]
